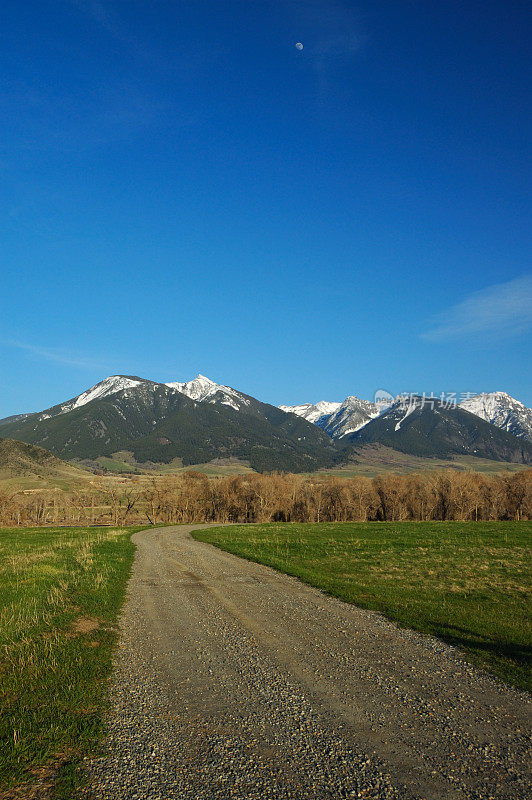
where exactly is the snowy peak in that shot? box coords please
[63,376,149,412]
[280,395,380,439]
[318,395,380,438]
[166,374,250,412]
[279,401,341,424]
[459,392,532,442]
[166,374,218,402]
[31,375,159,421]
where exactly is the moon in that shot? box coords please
[295,42,303,50]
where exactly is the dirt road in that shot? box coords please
[84,525,531,799]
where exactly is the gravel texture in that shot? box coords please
[83,525,531,799]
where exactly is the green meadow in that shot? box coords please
[0,525,144,798]
[195,521,532,692]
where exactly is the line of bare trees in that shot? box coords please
[0,470,530,527]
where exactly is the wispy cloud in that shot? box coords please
[423,275,532,341]
[3,340,109,370]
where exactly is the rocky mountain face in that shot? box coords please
[338,396,532,464]
[280,397,380,437]
[459,392,532,442]
[316,396,380,438]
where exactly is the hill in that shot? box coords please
[0,438,91,489]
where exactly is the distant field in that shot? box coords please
[90,446,528,478]
[0,525,144,798]
[194,521,532,692]
[311,444,529,477]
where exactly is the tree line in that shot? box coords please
[0,469,530,527]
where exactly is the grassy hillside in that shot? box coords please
[194,521,532,691]
[85,446,530,479]
[313,444,530,477]
[0,438,92,490]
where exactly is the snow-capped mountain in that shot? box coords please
[0,374,336,472]
[1,376,160,425]
[280,389,532,444]
[279,401,341,424]
[8,374,252,425]
[55,376,154,415]
[166,374,250,412]
[459,392,532,442]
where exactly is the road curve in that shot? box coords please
[84,525,531,800]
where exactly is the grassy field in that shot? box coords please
[194,521,532,692]
[0,525,145,799]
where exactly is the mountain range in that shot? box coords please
[282,390,532,443]
[0,375,531,472]
[337,396,531,464]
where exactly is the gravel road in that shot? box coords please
[84,525,531,800]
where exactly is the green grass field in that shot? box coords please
[0,525,144,798]
[194,521,532,692]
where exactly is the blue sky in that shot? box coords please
[1,0,531,416]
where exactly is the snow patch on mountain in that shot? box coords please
[166,374,250,411]
[394,400,418,431]
[279,401,341,424]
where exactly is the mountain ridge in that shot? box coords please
[1,376,531,472]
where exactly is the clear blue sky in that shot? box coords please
[1,0,531,416]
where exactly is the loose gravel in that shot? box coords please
[83,525,531,799]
